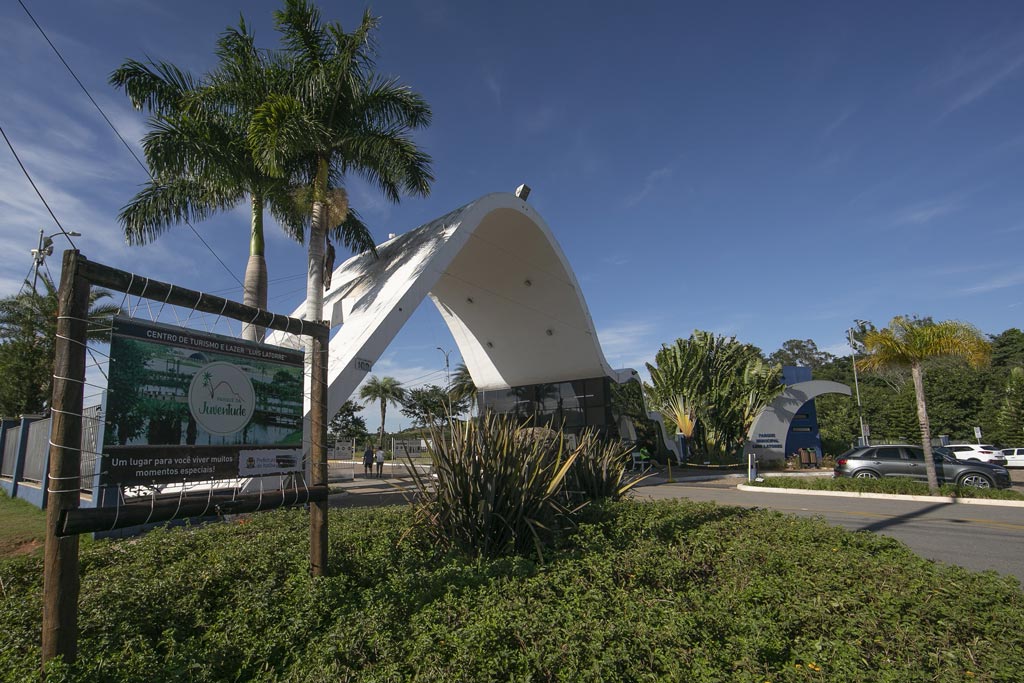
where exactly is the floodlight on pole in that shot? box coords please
[31,229,81,292]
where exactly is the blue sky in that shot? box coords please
[2,1,1023,432]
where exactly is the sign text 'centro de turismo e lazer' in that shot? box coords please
[102,317,305,486]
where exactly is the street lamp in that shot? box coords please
[31,229,81,291]
[436,347,452,417]
[848,323,868,446]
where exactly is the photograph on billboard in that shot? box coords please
[102,317,305,486]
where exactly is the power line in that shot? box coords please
[17,0,243,289]
[0,124,78,250]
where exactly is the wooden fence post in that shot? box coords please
[41,250,89,667]
[309,330,328,576]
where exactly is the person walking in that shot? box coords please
[362,443,374,478]
[375,447,385,478]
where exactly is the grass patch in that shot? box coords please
[0,490,46,558]
[754,476,1024,500]
[2,501,1023,682]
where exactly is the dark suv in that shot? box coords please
[834,445,1011,489]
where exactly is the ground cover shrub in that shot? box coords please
[753,476,1024,500]
[2,501,1022,682]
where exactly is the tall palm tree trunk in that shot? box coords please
[379,400,387,447]
[242,194,267,342]
[305,158,330,326]
[911,362,940,493]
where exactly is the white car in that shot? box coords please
[945,444,1007,465]
[1001,448,1024,468]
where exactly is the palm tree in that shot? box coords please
[858,316,991,493]
[448,363,478,417]
[249,0,433,330]
[0,275,119,415]
[111,18,375,340]
[358,375,406,446]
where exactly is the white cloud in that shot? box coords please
[821,106,855,138]
[624,167,672,207]
[928,30,1024,117]
[890,199,960,226]
[521,104,560,135]
[959,272,1024,295]
[483,72,501,105]
[597,320,661,376]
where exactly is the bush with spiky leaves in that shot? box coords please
[564,429,638,504]
[407,414,577,561]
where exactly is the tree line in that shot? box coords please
[639,318,1017,484]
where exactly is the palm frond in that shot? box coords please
[119,178,244,244]
[109,58,198,113]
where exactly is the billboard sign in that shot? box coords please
[102,318,305,486]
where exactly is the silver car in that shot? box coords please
[834,445,1011,489]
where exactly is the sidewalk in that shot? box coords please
[627,464,833,488]
[327,463,425,508]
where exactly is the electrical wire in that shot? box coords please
[0,124,78,249]
[16,0,243,289]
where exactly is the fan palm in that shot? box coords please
[249,0,433,329]
[858,316,991,493]
[358,375,406,446]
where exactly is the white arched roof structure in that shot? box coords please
[268,192,634,418]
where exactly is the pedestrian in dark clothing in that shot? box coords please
[362,444,374,477]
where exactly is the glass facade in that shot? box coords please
[477,376,618,439]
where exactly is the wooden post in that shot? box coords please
[41,250,89,667]
[309,330,328,576]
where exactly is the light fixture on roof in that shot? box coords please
[515,184,531,200]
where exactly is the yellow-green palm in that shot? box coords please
[858,316,991,493]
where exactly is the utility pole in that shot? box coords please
[848,326,868,446]
[436,347,452,412]
[31,230,81,292]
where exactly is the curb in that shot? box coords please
[736,483,1024,508]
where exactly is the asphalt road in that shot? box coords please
[632,476,1024,583]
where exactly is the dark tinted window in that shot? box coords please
[904,447,923,461]
[874,447,902,460]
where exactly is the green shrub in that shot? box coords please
[2,502,1023,682]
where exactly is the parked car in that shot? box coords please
[1001,448,1024,468]
[834,445,1011,489]
[945,444,1007,465]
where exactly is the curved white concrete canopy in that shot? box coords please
[744,380,852,462]
[268,192,634,418]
